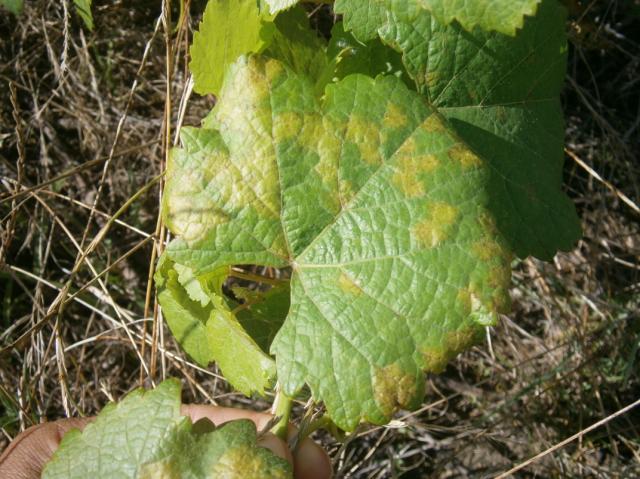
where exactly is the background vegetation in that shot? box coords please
[1,1,639,477]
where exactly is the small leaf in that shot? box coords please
[327,22,411,88]
[164,55,513,430]
[264,6,328,87]
[42,380,292,479]
[155,256,276,396]
[0,0,22,15]
[190,0,275,96]
[73,0,93,30]
[236,284,291,353]
[264,0,300,14]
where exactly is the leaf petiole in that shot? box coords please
[270,384,293,441]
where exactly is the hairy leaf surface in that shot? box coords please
[190,0,274,95]
[163,55,512,429]
[335,0,541,38]
[42,380,291,479]
[336,0,581,258]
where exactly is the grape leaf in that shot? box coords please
[42,380,292,479]
[264,6,328,87]
[265,0,300,14]
[235,284,291,353]
[190,0,275,96]
[0,0,22,14]
[335,0,542,38]
[336,0,581,259]
[164,55,512,429]
[327,22,411,88]
[155,256,276,396]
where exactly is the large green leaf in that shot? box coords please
[155,256,277,396]
[42,380,292,479]
[189,0,275,96]
[164,55,512,430]
[335,0,581,259]
[335,0,542,38]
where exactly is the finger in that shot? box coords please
[0,418,91,479]
[181,403,274,430]
[182,404,332,479]
[293,437,333,479]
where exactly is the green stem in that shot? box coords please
[270,385,293,441]
[229,270,286,286]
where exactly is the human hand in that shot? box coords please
[0,404,332,479]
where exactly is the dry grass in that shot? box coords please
[1,1,639,477]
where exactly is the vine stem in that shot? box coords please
[270,384,293,441]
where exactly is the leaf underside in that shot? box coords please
[42,380,292,479]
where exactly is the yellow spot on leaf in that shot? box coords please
[373,363,416,416]
[383,103,408,129]
[447,145,482,169]
[338,272,362,296]
[345,115,381,166]
[413,203,459,248]
[472,239,505,261]
[392,152,439,198]
[422,326,483,372]
[213,444,288,478]
[339,179,355,205]
[421,114,447,133]
[273,111,303,139]
[265,59,285,83]
[446,327,481,353]
[421,348,448,373]
[425,70,440,90]
[138,461,179,479]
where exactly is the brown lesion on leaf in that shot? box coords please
[373,363,417,416]
[421,326,483,373]
[447,145,482,169]
[413,202,459,248]
[338,271,363,296]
